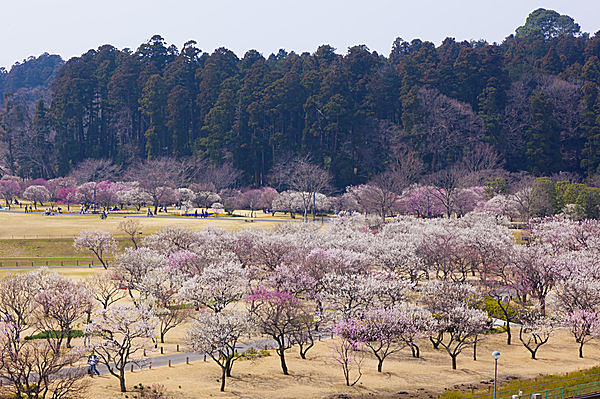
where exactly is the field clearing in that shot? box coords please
[0,210,289,240]
[88,328,600,399]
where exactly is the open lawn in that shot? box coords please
[87,328,600,399]
[0,210,287,240]
[0,210,294,262]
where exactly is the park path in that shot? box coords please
[85,336,283,376]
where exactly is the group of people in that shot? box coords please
[193,209,210,218]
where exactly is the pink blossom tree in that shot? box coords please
[241,188,263,217]
[95,180,119,209]
[34,274,93,351]
[354,308,404,372]
[260,187,278,214]
[565,309,600,358]
[0,179,21,208]
[56,187,79,210]
[398,184,444,217]
[246,289,312,375]
[332,319,365,386]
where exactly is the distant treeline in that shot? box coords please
[2,8,600,188]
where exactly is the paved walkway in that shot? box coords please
[85,336,281,376]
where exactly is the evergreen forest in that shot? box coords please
[2,8,600,189]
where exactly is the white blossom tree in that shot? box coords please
[179,259,248,313]
[186,310,251,392]
[23,185,51,208]
[73,230,117,269]
[138,267,190,343]
[85,304,158,392]
[518,308,555,359]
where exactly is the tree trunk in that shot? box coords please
[220,365,226,392]
[579,341,584,358]
[539,295,546,316]
[160,330,165,344]
[430,333,442,349]
[66,328,73,348]
[377,357,383,373]
[410,343,420,358]
[451,354,457,370]
[226,357,233,377]
[120,369,126,392]
[278,345,288,375]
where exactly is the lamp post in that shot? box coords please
[492,351,501,399]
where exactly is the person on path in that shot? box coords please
[88,353,100,376]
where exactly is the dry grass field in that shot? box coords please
[87,328,600,399]
[0,210,286,240]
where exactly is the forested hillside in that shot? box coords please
[1,8,600,188]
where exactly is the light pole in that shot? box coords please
[492,350,501,399]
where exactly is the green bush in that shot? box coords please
[25,330,84,340]
[483,297,521,323]
[240,347,270,361]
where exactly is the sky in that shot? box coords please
[2,0,600,70]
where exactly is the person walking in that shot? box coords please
[88,352,100,376]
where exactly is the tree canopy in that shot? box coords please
[1,9,600,188]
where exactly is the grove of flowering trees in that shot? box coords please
[2,208,600,395]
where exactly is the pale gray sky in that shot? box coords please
[2,0,600,69]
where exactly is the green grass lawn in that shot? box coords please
[440,367,600,399]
